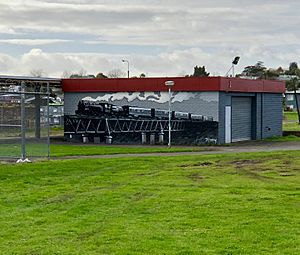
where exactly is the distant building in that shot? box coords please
[285,90,300,111]
[278,75,298,81]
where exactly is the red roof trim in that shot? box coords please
[62,77,285,93]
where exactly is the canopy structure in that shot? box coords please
[0,75,61,87]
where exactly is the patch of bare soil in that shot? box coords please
[279,170,295,177]
[231,159,263,167]
[228,160,273,180]
[179,161,213,168]
[188,173,205,182]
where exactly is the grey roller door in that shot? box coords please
[231,97,252,142]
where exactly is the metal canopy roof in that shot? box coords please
[0,75,61,87]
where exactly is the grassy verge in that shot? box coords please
[0,126,63,139]
[284,111,298,122]
[0,143,207,158]
[265,135,300,142]
[283,122,300,131]
[283,111,300,131]
[0,151,300,254]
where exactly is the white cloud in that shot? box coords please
[0,47,293,78]
[0,0,300,76]
[0,39,71,46]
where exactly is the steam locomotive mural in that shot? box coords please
[75,99,213,121]
[64,94,218,145]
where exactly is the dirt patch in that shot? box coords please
[77,230,98,241]
[243,170,272,180]
[279,171,295,177]
[130,192,153,202]
[179,161,213,168]
[231,159,263,167]
[227,160,273,180]
[188,173,205,182]
[44,194,73,204]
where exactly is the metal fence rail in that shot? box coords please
[0,81,51,161]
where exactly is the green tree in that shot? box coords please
[107,69,125,78]
[286,77,299,91]
[285,62,300,76]
[286,77,300,123]
[96,72,108,78]
[241,61,266,78]
[264,69,279,80]
[192,66,210,77]
[287,62,299,75]
[276,67,284,75]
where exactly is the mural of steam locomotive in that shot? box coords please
[76,99,213,121]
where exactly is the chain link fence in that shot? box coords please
[0,81,50,161]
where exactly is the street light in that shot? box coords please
[225,56,240,77]
[165,80,174,148]
[122,59,130,78]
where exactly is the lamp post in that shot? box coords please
[165,80,174,148]
[122,59,130,78]
[225,56,240,77]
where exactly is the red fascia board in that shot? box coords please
[62,77,285,93]
[219,77,285,93]
[262,80,286,93]
[62,77,221,92]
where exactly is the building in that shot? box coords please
[62,77,285,144]
[285,90,300,111]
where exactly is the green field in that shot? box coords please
[283,111,300,131]
[265,135,300,142]
[283,122,300,131]
[284,111,299,122]
[0,151,300,254]
[0,143,207,158]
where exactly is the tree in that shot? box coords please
[107,69,125,78]
[68,69,96,78]
[264,69,279,80]
[241,61,266,79]
[276,66,284,75]
[96,72,108,79]
[78,68,87,77]
[284,62,300,91]
[286,62,299,75]
[286,77,300,123]
[192,66,210,77]
[286,78,299,91]
[30,69,46,77]
[61,70,72,78]
[139,73,146,78]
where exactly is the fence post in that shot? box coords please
[21,81,26,160]
[17,81,31,163]
[47,82,50,160]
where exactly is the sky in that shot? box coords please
[0,0,300,78]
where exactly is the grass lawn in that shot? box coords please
[50,144,207,157]
[283,112,300,131]
[283,122,300,131]
[283,111,299,122]
[0,151,300,254]
[265,135,300,142]
[0,142,207,158]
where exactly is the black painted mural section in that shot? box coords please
[65,121,218,145]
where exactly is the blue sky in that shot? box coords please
[0,0,300,77]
